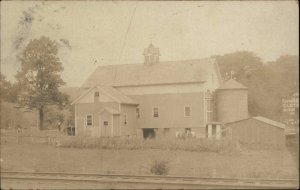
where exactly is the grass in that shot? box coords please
[1,142,298,179]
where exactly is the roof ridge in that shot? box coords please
[94,57,215,69]
[81,57,220,88]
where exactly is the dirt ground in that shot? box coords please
[1,143,298,179]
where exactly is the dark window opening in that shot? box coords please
[184,106,191,117]
[136,107,140,118]
[86,115,93,126]
[185,128,191,134]
[124,114,127,125]
[143,128,156,139]
[212,125,216,136]
[103,121,109,126]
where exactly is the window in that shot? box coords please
[206,98,213,122]
[136,107,140,118]
[94,91,99,102]
[86,115,93,126]
[153,107,159,118]
[184,106,191,117]
[124,114,127,125]
[103,121,109,126]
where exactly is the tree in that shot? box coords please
[214,51,263,83]
[214,51,264,117]
[0,74,12,101]
[215,52,299,121]
[16,36,69,130]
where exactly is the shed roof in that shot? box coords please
[81,58,221,88]
[217,79,247,90]
[253,116,286,129]
[71,86,138,105]
[225,116,286,129]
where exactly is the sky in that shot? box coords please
[1,1,299,87]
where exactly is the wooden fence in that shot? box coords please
[1,134,61,145]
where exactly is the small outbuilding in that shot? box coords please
[224,116,286,147]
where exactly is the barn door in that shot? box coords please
[99,114,110,137]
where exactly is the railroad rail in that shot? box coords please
[1,171,299,189]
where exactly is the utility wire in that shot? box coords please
[117,4,138,63]
[113,4,137,84]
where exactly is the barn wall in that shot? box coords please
[227,119,285,147]
[130,92,206,130]
[154,127,205,139]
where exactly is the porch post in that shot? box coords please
[208,124,212,138]
[216,124,221,140]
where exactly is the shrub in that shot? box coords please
[59,135,242,153]
[150,159,170,175]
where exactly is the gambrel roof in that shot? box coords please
[81,58,222,88]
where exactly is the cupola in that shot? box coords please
[143,43,160,65]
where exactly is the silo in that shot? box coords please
[216,79,248,123]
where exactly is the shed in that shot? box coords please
[224,116,286,147]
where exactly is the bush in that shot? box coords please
[59,135,242,153]
[150,159,170,175]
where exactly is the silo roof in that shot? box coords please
[217,79,247,90]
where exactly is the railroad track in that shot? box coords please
[1,171,299,189]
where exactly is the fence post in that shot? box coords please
[17,132,19,144]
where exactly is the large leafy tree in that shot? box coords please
[0,74,20,103]
[215,52,299,121]
[0,74,12,101]
[16,36,69,130]
[214,51,264,117]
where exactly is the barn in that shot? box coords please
[72,43,223,139]
[224,116,286,147]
